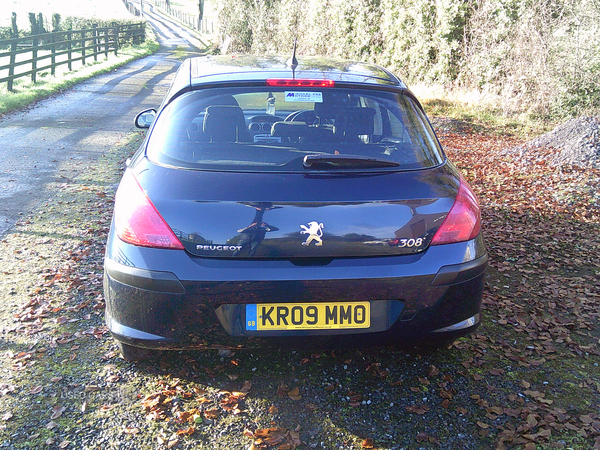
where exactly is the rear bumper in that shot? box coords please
[104,235,487,350]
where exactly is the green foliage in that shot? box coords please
[52,14,61,32]
[0,13,22,41]
[217,0,254,52]
[217,0,600,119]
[59,16,145,32]
[0,26,13,40]
[553,63,600,117]
[218,0,472,82]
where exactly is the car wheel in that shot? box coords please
[117,342,162,362]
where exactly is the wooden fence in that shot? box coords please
[0,22,145,91]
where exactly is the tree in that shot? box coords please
[198,0,204,31]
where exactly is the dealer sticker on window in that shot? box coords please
[285,91,323,103]
[246,302,370,330]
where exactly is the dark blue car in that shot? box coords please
[103,55,487,360]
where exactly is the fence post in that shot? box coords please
[51,35,56,76]
[7,13,18,92]
[81,29,86,65]
[67,30,72,71]
[104,28,109,58]
[93,24,98,62]
[114,24,120,56]
[51,19,58,76]
[31,35,39,83]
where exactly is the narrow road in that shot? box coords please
[140,2,210,52]
[0,6,208,236]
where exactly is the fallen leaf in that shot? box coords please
[362,437,375,448]
[488,406,504,416]
[277,384,290,396]
[428,365,440,377]
[203,408,220,419]
[287,387,302,401]
[417,432,429,442]
[406,404,429,415]
[50,405,66,420]
[192,386,207,396]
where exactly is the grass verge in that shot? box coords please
[413,84,558,138]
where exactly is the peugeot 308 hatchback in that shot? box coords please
[103,55,487,361]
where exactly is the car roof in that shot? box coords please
[163,55,407,106]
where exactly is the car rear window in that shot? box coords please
[146,86,445,172]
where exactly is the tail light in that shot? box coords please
[430,177,481,246]
[114,171,184,250]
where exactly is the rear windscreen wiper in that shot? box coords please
[303,154,400,169]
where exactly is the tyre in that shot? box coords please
[117,341,162,362]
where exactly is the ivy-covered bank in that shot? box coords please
[217,0,600,119]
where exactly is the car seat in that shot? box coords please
[203,105,251,143]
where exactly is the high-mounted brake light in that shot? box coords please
[266,79,335,88]
[114,171,184,250]
[430,177,481,246]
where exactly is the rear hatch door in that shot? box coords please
[139,164,459,259]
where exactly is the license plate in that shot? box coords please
[245,302,370,331]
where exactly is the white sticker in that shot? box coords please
[254,135,282,144]
[284,92,323,103]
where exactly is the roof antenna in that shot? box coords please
[287,38,298,74]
